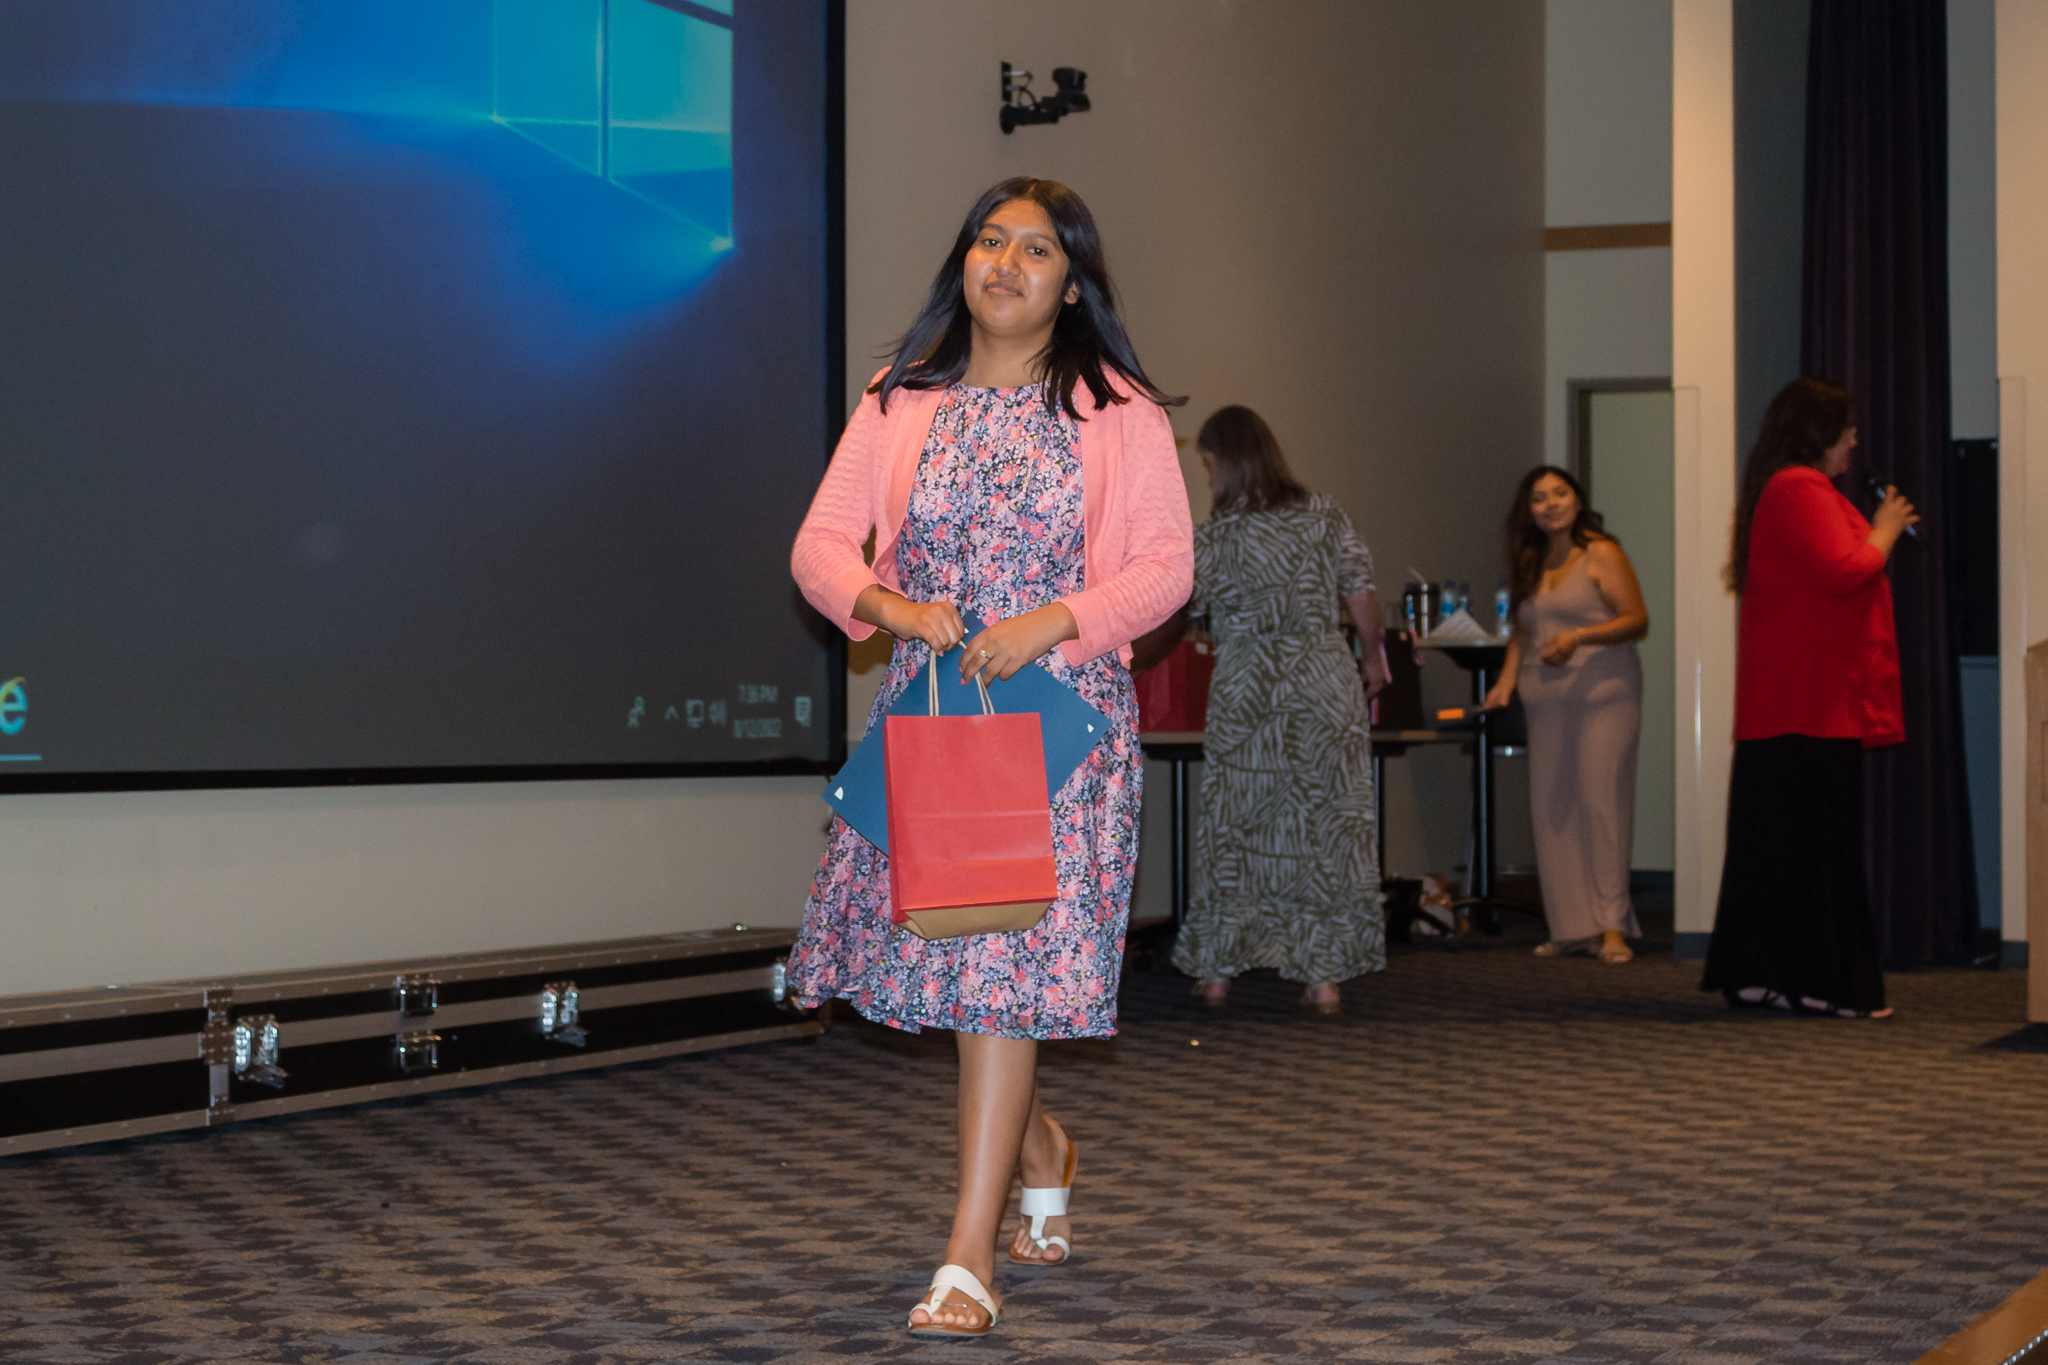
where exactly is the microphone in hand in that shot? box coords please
[1866,473,1919,541]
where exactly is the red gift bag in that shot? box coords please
[1134,639,1214,732]
[884,668,1058,940]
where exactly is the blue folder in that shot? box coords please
[823,613,1112,853]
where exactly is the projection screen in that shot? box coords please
[0,0,845,791]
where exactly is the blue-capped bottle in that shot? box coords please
[1440,579,1459,626]
[1494,580,1511,637]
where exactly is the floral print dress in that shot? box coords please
[786,384,1142,1039]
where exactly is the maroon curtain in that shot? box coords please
[1801,0,1977,965]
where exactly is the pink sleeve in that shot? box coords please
[1058,398,1195,663]
[790,387,887,641]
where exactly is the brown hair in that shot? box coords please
[868,177,1182,418]
[1505,466,1611,614]
[1198,405,1309,516]
[1726,377,1856,594]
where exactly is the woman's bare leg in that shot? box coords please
[908,1031,1035,1332]
[1007,1089,1072,1263]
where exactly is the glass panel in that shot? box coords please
[607,0,732,239]
[492,0,603,175]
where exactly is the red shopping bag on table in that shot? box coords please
[884,663,1058,941]
[1134,639,1214,732]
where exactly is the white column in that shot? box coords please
[1671,0,1738,946]
[1999,0,2048,1000]
[2003,375,2031,962]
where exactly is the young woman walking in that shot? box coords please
[787,178,1191,1337]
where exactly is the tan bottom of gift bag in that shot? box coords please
[898,899,1050,941]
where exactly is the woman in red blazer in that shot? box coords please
[1702,378,1917,1017]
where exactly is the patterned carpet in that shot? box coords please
[4,908,2045,1364]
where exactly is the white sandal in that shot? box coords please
[906,1263,999,1338]
[1007,1136,1077,1265]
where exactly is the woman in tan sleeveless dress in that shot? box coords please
[1483,467,1649,962]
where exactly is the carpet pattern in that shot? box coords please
[3,915,2045,1364]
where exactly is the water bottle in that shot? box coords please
[1402,583,1426,636]
[1494,580,1511,637]
[1440,579,1459,626]
[1459,581,1473,617]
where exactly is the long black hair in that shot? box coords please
[1726,377,1855,594]
[1198,405,1309,515]
[1504,465,1612,615]
[867,177,1182,418]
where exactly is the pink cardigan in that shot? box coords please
[791,369,1194,665]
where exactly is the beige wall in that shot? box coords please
[1,3,1547,997]
[846,0,1543,576]
[847,0,1546,882]
[2001,0,2048,956]
[0,779,829,997]
[1543,0,1674,469]
[1544,249,1674,469]
[1546,0,1674,229]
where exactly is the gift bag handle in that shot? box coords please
[929,648,996,717]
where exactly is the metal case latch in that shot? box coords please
[201,986,236,1124]
[393,1031,441,1074]
[231,1015,288,1089]
[540,981,587,1047]
[395,973,439,1019]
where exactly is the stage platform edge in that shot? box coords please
[0,926,820,1158]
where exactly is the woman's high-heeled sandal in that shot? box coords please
[907,1264,999,1338]
[1006,1135,1077,1266]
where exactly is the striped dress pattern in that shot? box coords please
[1171,494,1385,985]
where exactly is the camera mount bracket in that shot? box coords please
[1000,61,1089,134]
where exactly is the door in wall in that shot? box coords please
[1582,389,1676,873]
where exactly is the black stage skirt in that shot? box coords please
[1701,734,1886,1012]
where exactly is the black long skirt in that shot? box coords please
[1701,734,1886,1013]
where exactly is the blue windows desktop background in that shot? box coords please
[0,0,839,780]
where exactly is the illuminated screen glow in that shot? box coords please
[0,0,839,784]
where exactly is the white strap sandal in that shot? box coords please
[1007,1136,1078,1265]
[906,1263,999,1338]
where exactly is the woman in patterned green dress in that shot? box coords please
[1171,406,1388,1012]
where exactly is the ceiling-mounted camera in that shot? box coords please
[1000,62,1089,134]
